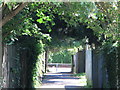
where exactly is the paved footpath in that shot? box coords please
[39,71,86,90]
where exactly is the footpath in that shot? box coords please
[40,71,86,90]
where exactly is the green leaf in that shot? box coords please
[49,29,52,32]
[37,18,44,23]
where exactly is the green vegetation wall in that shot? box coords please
[32,52,45,88]
[48,50,72,63]
[103,42,120,88]
[15,35,45,88]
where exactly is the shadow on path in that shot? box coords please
[40,71,86,89]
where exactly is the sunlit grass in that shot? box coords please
[73,73,86,77]
[73,73,87,86]
[73,73,92,88]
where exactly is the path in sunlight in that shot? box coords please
[40,67,87,90]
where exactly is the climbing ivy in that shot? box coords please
[15,35,46,88]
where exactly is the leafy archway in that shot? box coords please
[1,2,119,88]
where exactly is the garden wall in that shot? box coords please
[2,44,21,88]
[85,48,92,86]
[85,43,109,88]
[73,50,85,73]
[2,44,46,88]
[92,50,108,88]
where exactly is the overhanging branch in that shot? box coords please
[0,2,28,28]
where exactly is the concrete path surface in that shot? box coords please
[40,71,87,90]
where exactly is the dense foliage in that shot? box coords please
[16,36,45,88]
[1,1,120,88]
[48,50,73,63]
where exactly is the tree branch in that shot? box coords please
[0,2,28,28]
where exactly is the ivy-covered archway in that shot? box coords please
[1,2,119,88]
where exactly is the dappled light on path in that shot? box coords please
[40,67,87,89]
[48,67,71,73]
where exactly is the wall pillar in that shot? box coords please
[85,44,92,86]
[92,50,108,88]
[92,50,98,88]
[71,55,74,73]
[77,50,85,73]
[73,49,85,74]
[73,53,78,73]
